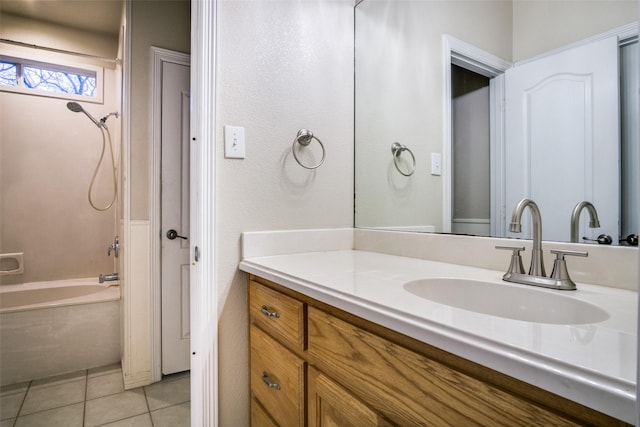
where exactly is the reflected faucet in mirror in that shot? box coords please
[571,201,601,243]
[498,198,588,290]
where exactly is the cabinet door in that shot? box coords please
[308,366,393,427]
[250,325,305,427]
[308,307,581,426]
[251,398,278,427]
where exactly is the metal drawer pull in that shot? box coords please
[262,372,281,390]
[260,305,280,318]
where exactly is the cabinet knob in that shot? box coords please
[260,305,280,318]
[261,371,281,390]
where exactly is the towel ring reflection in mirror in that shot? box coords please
[391,142,416,176]
[292,129,325,169]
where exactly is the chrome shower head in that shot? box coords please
[66,101,102,128]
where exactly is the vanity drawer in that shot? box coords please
[250,324,305,427]
[249,280,305,350]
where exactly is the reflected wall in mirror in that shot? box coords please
[355,0,639,245]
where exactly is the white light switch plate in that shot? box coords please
[224,125,245,159]
[431,153,441,175]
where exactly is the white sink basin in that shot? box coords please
[403,278,609,325]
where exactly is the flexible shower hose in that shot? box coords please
[88,126,118,211]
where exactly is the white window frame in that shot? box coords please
[0,54,104,103]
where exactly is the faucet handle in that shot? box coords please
[549,249,588,290]
[496,246,526,277]
[550,249,588,259]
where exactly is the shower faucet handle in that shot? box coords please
[108,236,120,258]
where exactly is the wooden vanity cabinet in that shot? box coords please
[248,275,630,427]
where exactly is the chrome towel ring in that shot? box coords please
[391,142,416,176]
[292,129,325,169]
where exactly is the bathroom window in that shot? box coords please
[0,55,103,103]
[0,61,18,86]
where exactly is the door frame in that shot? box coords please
[150,46,191,383]
[443,35,511,235]
[190,1,218,423]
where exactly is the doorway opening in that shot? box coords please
[443,35,510,236]
[451,64,491,236]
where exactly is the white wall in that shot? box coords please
[354,0,512,231]
[215,1,354,424]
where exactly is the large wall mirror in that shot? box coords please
[355,0,639,246]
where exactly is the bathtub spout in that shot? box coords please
[99,273,119,284]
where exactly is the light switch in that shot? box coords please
[224,125,245,159]
[431,153,441,175]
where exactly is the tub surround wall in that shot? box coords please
[0,17,120,286]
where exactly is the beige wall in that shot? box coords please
[0,13,119,60]
[216,1,354,423]
[354,0,637,232]
[129,0,190,221]
[0,19,120,285]
[513,0,637,62]
[355,0,512,231]
[122,0,190,388]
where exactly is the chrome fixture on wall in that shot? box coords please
[66,102,119,129]
[66,102,119,211]
[292,129,325,169]
[391,142,416,177]
[99,273,119,284]
[108,236,120,257]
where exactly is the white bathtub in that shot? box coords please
[0,278,121,385]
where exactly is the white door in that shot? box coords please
[161,61,191,375]
[505,36,619,243]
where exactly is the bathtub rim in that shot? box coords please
[0,277,120,314]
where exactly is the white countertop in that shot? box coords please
[240,249,637,423]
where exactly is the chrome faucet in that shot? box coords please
[570,201,600,243]
[108,236,120,258]
[497,198,587,290]
[509,198,545,276]
[99,273,119,284]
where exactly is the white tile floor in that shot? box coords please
[0,364,190,427]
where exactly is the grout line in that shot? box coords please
[12,380,31,424]
[83,370,88,427]
[143,384,155,427]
